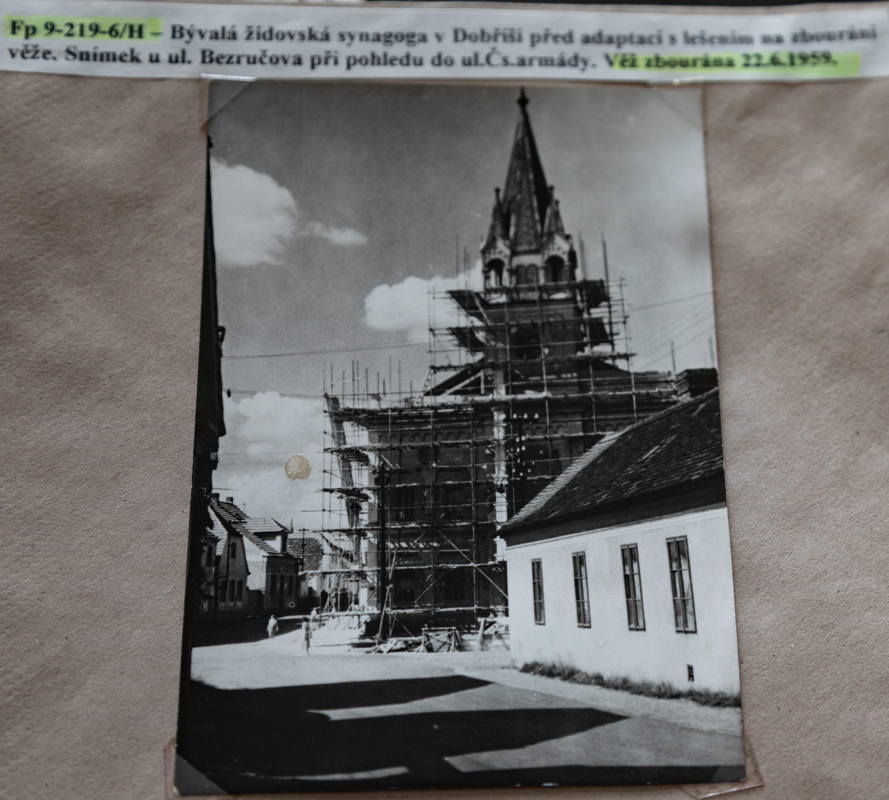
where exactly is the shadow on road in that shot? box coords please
[189,618,305,647]
[177,677,639,794]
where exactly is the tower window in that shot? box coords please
[517,264,538,285]
[545,256,565,283]
[486,259,504,287]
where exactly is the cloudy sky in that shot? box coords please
[207,81,716,529]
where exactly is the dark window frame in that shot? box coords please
[620,544,646,631]
[667,536,697,634]
[571,552,591,627]
[531,559,545,625]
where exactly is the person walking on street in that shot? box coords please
[301,620,312,654]
[266,614,279,639]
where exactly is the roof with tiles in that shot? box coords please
[244,518,284,536]
[500,388,724,536]
[286,532,326,572]
[210,496,293,558]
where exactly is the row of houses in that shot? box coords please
[500,387,742,695]
[199,494,358,620]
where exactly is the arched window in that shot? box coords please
[485,259,504,287]
[545,256,565,284]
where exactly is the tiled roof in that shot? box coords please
[500,388,724,534]
[286,532,326,571]
[245,517,284,536]
[209,497,293,559]
[241,531,280,556]
[211,498,248,526]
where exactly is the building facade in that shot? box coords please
[323,90,683,616]
[207,508,249,619]
[500,389,741,695]
[210,496,301,615]
[190,147,227,621]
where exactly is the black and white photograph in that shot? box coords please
[176,81,745,794]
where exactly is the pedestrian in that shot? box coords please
[309,605,319,630]
[301,620,312,654]
[266,614,278,639]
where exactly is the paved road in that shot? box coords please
[179,639,744,794]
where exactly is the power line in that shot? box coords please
[223,340,425,360]
[219,292,713,361]
[627,290,713,313]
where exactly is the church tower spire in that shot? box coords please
[481,89,576,287]
[502,88,551,254]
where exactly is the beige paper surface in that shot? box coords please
[2,69,888,799]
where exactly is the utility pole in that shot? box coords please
[670,340,677,375]
[602,235,616,353]
[376,462,389,638]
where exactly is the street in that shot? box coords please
[178,631,744,793]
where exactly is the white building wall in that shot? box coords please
[242,538,268,593]
[505,507,741,694]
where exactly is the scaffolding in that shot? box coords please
[319,267,677,621]
[315,89,682,628]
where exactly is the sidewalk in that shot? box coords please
[457,664,742,736]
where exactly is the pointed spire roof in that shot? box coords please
[502,89,551,254]
[543,185,566,237]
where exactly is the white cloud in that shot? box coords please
[211,161,297,268]
[210,159,367,268]
[364,264,482,340]
[216,391,325,528]
[303,221,368,247]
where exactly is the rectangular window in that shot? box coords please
[531,559,545,624]
[667,537,697,633]
[229,541,237,560]
[571,552,591,627]
[621,544,645,631]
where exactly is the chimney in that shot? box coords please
[226,496,234,504]
[676,368,718,399]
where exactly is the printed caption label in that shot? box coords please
[2,0,888,82]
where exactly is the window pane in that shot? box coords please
[531,559,545,624]
[620,545,645,630]
[667,537,696,633]
[572,554,590,627]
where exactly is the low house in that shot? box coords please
[288,530,367,612]
[205,514,249,619]
[499,388,741,695]
[210,496,301,615]
[286,530,324,611]
[197,527,219,616]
